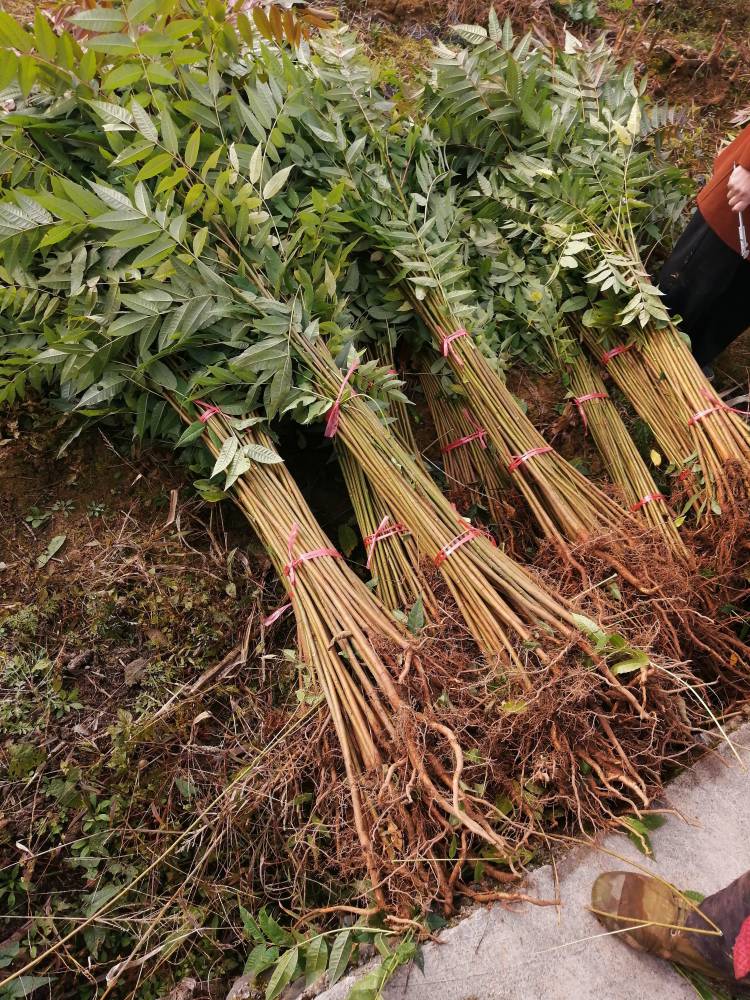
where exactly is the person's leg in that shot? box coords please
[657,209,746,365]
[686,260,750,366]
[687,871,750,980]
[591,870,750,994]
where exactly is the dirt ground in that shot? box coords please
[0,404,266,662]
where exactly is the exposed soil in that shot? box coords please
[0,404,269,707]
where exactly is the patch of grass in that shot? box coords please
[0,607,39,638]
[649,0,750,38]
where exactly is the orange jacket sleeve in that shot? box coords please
[733,125,750,169]
[696,125,750,255]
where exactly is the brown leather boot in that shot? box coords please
[591,871,750,995]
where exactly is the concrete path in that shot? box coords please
[319,722,750,1000]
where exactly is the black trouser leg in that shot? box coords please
[687,871,750,988]
[688,263,750,365]
[657,209,750,366]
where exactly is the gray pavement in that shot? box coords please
[318,722,750,1000]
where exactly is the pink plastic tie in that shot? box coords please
[572,392,609,433]
[601,344,634,365]
[508,446,553,474]
[630,492,667,512]
[434,526,495,567]
[324,358,360,438]
[364,515,410,569]
[688,388,745,426]
[441,409,488,453]
[283,523,341,588]
[440,327,469,365]
[194,399,222,423]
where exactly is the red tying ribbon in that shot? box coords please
[630,492,667,512]
[440,327,469,365]
[434,526,495,567]
[688,388,746,427]
[601,344,634,365]
[364,515,409,569]
[263,602,292,627]
[283,523,341,588]
[572,391,608,433]
[324,358,360,438]
[508,445,553,474]
[441,409,488,453]
[194,399,222,423]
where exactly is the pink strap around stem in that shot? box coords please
[194,399,222,423]
[434,525,495,567]
[572,391,608,433]
[441,409,488,453]
[364,515,410,569]
[688,388,746,427]
[630,492,667,512]
[601,344,634,365]
[508,445,553,474]
[440,327,469,365]
[283,523,341,588]
[324,358,360,438]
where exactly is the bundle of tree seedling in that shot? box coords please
[427,16,750,672]
[338,441,437,615]
[566,353,684,551]
[290,28,750,699]
[420,368,516,537]
[0,0,733,942]
[469,213,746,677]
[467,199,687,558]
[294,28,725,628]
[460,209,685,554]
[428,19,750,515]
[332,340,437,613]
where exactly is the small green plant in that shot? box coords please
[566,0,599,24]
[0,607,39,639]
[24,505,51,529]
[555,0,599,24]
[573,615,650,676]
[87,500,107,517]
[621,813,666,856]
[239,906,419,999]
[24,499,75,529]
[0,654,82,737]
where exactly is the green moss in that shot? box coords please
[365,24,433,86]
